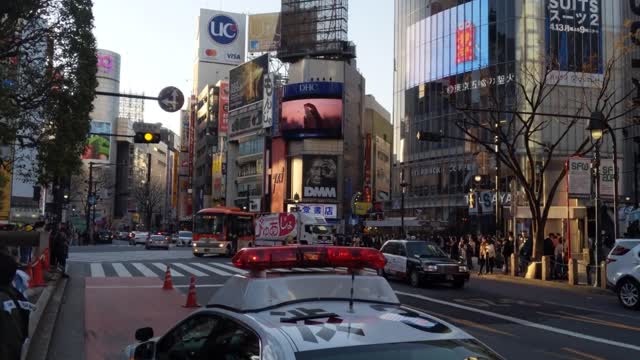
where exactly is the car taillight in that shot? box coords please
[231,246,386,271]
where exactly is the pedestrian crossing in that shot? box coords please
[83,261,378,279]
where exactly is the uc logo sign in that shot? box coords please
[208,15,238,45]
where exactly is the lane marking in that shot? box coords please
[131,263,158,277]
[544,300,639,320]
[151,263,184,277]
[172,263,207,277]
[86,284,225,289]
[190,263,233,276]
[90,263,105,278]
[307,268,331,272]
[542,311,640,332]
[561,347,606,360]
[270,268,292,272]
[395,291,640,352]
[111,263,132,277]
[291,268,312,272]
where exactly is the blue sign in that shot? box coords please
[209,15,238,45]
[283,82,343,100]
[406,0,489,88]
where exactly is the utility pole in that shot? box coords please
[147,152,152,231]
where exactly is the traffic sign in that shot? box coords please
[157,86,184,113]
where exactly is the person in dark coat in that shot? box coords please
[0,251,33,360]
[53,224,70,278]
[502,236,514,274]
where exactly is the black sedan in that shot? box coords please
[378,240,470,288]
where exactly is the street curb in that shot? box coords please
[24,277,68,360]
[471,273,611,295]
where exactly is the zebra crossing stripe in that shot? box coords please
[291,268,312,272]
[270,268,291,272]
[210,262,247,274]
[132,263,157,277]
[306,268,331,272]
[151,263,184,277]
[112,263,132,277]
[190,263,233,276]
[172,263,207,277]
[90,263,105,277]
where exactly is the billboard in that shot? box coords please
[286,203,337,219]
[96,49,120,81]
[545,0,602,86]
[83,121,111,161]
[229,54,269,110]
[280,98,342,138]
[375,136,391,201]
[198,9,246,65]
[218,81,229,134]
[303,155,338,199]
[406,0,489,88]
[283,81,343,100]
[248,13,281,52]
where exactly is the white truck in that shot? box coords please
[255,212,335,246]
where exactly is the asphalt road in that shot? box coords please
[46,243,640,360]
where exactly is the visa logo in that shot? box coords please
[226,53,241,60]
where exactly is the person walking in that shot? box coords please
[487,240,496,274]
[54,224,70,278]
[0,251,34,360]
[478,238,488,275]
[502,235,514,274]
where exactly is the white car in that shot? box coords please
[175,231,192,247]
[130,231,149,246]
[124,246,503,359]
[606,239,640,310]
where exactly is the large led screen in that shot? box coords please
[280,98,342,138]
[406,0,489,88]
[82,121,111,161]
[303,155,338,199]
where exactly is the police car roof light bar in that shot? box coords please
[231,246,386,272]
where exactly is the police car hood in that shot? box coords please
[252,301,471,352]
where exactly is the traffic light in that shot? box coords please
[416,131,442,142]
[134,132,161,143]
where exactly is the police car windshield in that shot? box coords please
[295,339,500,360]
[406,242,448,258]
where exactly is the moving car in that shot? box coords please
[379,239,469,288]
[145,234,170,250]
[130,231,149,246]
[175,231,192,247]
[96,230,114,244]
[124,246,502,359]
[606,239,640,310]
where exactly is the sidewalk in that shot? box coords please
[470,272,611,295]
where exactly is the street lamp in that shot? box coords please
[474,174,483,183]
[400,171,408,239]
[587,111,606,288]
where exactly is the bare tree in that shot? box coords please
[451,60,588,261]
[133,179,165,230]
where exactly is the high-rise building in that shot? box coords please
[394,0,639,247]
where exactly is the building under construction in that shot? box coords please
[278,0,355,62]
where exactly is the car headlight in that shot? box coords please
[424,265,438,272]
[459,265,468,272]
[192,242,197,247]
[218,243,224,248]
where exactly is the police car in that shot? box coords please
[124,246,503,359]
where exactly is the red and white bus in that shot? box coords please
[192,206,255,257]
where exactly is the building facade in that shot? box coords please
[394,0,639,250]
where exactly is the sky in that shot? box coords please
[92,0,394,134]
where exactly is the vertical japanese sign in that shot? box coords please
[0,165,12,222]
[363,133,372,203]
[218,81,229,134]
[545,0,602,86]
[263,73,274,128]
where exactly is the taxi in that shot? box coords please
[124,246,503,359]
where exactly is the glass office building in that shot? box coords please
[393,0,636,236]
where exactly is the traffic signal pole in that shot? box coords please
[86,162,94,244]
[147,152,152,231]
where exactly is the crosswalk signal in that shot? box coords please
[134,132,161,144]
[468,192,476,209]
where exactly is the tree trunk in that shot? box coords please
[610,130,619,239]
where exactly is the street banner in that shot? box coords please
[568,158,591,197]
[599,159,623,198]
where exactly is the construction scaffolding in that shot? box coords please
[278,0,355,62]
[118,91,145,123]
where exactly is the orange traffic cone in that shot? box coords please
[30,259,46,287]
[162,265,173,290]
[183,276,200,308]
[43,249,50,269]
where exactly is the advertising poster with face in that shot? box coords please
[303,155,338,199]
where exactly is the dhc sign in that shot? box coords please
[283,82,343,100]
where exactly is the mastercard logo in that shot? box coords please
[205,49,217,57]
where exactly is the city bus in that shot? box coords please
[192,206,255,257]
